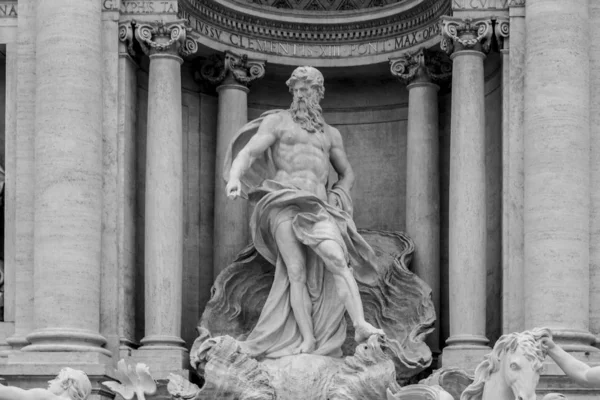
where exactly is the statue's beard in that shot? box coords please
[289,94,324,134]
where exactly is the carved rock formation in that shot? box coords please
[198,230,435,383]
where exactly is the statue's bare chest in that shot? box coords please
[277,124,331,154]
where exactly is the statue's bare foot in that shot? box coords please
[354,322,385,344]
[294,337,317,355]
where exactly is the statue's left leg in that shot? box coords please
[313,239,385,343]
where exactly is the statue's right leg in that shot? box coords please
[274,220,316,354]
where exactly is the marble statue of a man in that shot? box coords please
[0,368,92,400]
[224,66,384,358]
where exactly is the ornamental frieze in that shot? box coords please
[179,0,450,64]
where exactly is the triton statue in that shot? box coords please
[0,368,91,400]
[225,66,384,357]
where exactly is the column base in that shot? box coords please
[132,346,189,379]
[440,345,492,371]
[0,351,115,400]
[22,328,111,356]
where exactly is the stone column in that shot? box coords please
[6,0,36,350]
[132,20,197,377]
[200,52,265,277]
[524,0,594,351]
[390,48,450,359]
[24,0,109,355]
[440,16,493,369]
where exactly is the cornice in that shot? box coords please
[181,0,450,44]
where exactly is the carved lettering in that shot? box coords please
[0,3,17,17]
[119,1,178,14]
[452,0,508,9]
[194,16,440,59]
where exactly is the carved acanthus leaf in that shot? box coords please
[133,19,197,58]
[199,51,266,87]
[440,16,493,55]
[389,48,452,85]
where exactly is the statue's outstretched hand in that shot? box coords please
[226,179,242,200]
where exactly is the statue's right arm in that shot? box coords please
[0,385,53,400]
[546,342,600,387]
[228,113,281,182]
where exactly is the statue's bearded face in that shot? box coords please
[289,80,324,134]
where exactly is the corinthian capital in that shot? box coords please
[133,20,198,58]
[440,16,493,55]
[199,51,266,87]
[389,48,452,85]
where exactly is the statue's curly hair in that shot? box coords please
[286,66,325,101]
[59,368,92,400]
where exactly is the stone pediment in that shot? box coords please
[180,0,451,66]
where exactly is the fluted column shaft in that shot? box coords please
[25,0,108,353]
[201,52,265,277]
[524,0,594,350]
[440,17,493,368]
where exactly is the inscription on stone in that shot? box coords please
[0,2,17,17]
[452,0,508,9]
[184,11,440,59]
[102,0,178,14]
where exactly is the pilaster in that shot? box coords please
[200,51,265,278]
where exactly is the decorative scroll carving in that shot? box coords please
[440,16,493,55]
[118,21,136,57]
[199,51,266,86]
[120,19,197,58]
[389,48,452,85]
[494,17,510,51]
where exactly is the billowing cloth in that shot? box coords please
[224,111,381,359]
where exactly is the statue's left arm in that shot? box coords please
[328,126,355,194]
